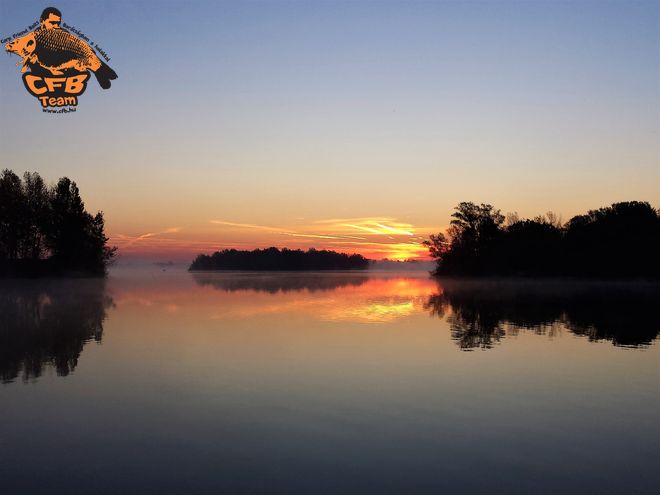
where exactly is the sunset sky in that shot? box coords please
[1,0,658,261]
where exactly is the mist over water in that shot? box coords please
[1,266,658,494]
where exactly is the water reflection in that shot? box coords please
[187,272,430,322]
[0,279,113,382]
[192,271,369,293]
[426,279,660,350]
[1,270,659,493]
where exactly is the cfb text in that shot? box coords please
[22,73,89,106]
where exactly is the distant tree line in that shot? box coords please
[425,201,660,277]
[190,247,369,271]
[0,170,116,276]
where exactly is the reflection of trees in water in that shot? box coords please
[426,292,505,350]
[192,272,369,294]
[0,279,113,383]
[425,280,660,350]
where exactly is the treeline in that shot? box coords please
[0,170,116,276]
[190,247,369,271]
[425,201,660,277]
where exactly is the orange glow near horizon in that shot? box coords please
[109,217,439,261]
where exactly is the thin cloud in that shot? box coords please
[212,219,365,241]
[209,220,282,232]
[116,227,183,246]
[374,223,413,236]
[343,223,383,234]
[283,233,342,239]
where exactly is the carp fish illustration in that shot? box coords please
[5,28,117,89]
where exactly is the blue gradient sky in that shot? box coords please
[1,0,658,259]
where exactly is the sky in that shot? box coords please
[0,0,658,261]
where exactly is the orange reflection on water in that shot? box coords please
[320,278,431,322]
[325,300,415,323]
[110,270,437,324]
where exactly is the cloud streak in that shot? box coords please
[115,227,183,247]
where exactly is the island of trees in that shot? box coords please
[425,201,660,277]
[0,170,116,277]
[190,247,369,271]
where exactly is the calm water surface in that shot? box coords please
[1,267,659,494]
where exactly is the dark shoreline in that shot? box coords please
[0,261,107,278]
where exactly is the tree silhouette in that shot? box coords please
[563,201,660,277]
[22,172,50,260]
[0,170,25,260]
[498,216,563,275]
[425,202,505,275]
[0,170,116,276]
[426,201,660,277]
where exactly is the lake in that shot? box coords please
[1,267,659,494]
